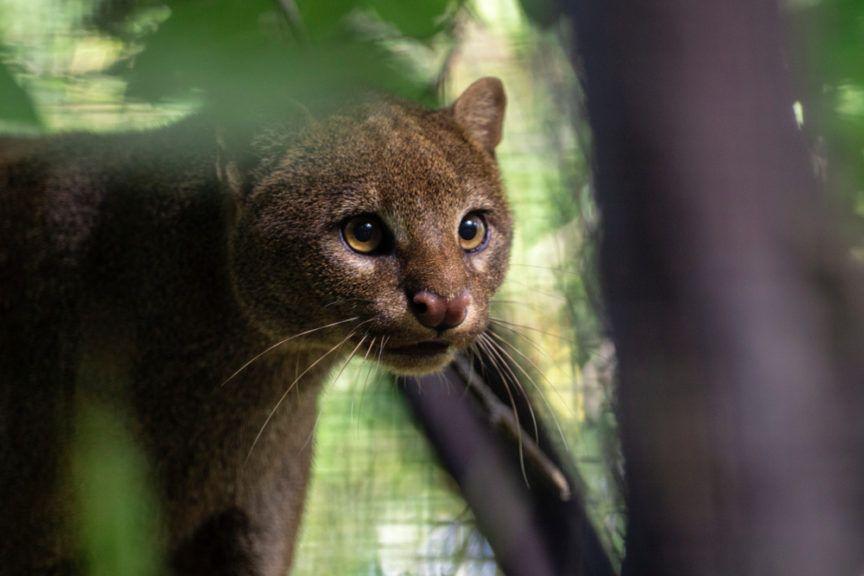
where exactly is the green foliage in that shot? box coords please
[0,54,41,127]
[295,0,456,40]
[366,0,457,38]
[93,0,462,111]
[72,398,164,576]
[514,0,562,28]
[0,0,464,131]
[799,0,864,217]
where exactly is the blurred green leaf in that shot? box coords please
[801,0,864,218]
[295,0,358,39]
[72,398,164,576]
[370,0,458,39]
[92,0,457,111]
[515,0,562,28]
[0,52,41,127]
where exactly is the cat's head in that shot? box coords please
[226,78,511,375]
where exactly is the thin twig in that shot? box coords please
[453,356,572,501]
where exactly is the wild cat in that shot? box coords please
[0,77,511,575]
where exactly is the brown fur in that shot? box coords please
[0,78,511,575]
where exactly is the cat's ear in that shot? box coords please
[216,102,315,200]
[451,77,506,152]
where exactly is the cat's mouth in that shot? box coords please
[386,340,450,357]
[378,338,456,375]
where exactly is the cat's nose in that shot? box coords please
[410,290,471,330]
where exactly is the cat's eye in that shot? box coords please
[342,215,385,254]
[458,212,488,252]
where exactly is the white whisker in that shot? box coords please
[245,319,373,464]
[489,316,571,343]
[221,316,360,387]
[298,334,369,455]
[349,335,377,428]
[481,332,539,444]
[489,319,555,359]
[476,334,529,488]
[487,330,571,452]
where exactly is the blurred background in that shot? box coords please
[1,0,861,574]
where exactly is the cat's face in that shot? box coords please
[229,78,511,375]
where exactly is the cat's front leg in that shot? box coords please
[171,507,259,576]
[168,427,318,576]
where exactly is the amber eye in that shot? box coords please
[342,215,385,254]
[458,212,488,252]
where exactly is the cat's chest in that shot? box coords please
[130,340,338,545]
[134,332,336,440]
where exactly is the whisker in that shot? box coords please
[356,335,388,427]
[487,329,572,414]
[357,336,390,426]
[435,369,449,394]
[221,316,360,387]
[358,340,379,419]
[472,336,491,382]
[333,335,369,387]
[481,333,540,445]
[489,316,572,343]
[361,335,377,366]
[486,330,571,452]
[323,297,370,309]
[300,334,370,455]
[490,299,550,308]
[476,334,529,488]
[509,262,582,276]
[349,335,377,430]
[462,343,481,400]
[377,335,388,368]
[299,412,321,455]
[501,278,568,301]
[488,319,554,361]
[349,335,377,428]
[245,319,373,464]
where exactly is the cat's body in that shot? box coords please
[0,79,510,575]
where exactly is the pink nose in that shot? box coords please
[410,290,471,330]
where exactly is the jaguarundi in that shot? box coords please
[0,77,512,575]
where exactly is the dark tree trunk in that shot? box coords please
[402,351,616,576]
[557,1,864,575]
